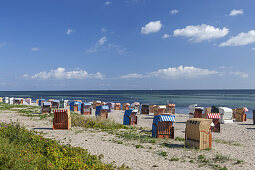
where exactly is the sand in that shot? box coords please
[0,109,254,170]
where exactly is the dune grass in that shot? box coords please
[0,122,128,169]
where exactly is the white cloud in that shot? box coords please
[170,9,179,15]
[104,1,112,5]
[162,34,170,39]
[120,66,219,79]
[66,28,73,35]
[31,47,39,51]
[229,9,244,16]
[119,73,145,79]
[173,24,229,42]
[229,71,248,78]
[219,30,255,47]
[252,48,255,51]
[97,36,107,45]
[24,67,104,80]
[141,21,162,34]
[151,66,218,79]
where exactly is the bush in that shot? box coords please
[0,122,127,169]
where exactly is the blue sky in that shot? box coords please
[0,0,255,90]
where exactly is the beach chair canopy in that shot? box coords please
[43,102,51,106]
[243,107,248,112]
[71,101,81,105]
[158,105,166,109]
[53,100,60,103]
[84,102,92,106]
[207,113,221,119]
[153,115,175,125]
[96,105,109,111]
[15,98,23,101]
[124,109,138,117]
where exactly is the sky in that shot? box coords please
[0,0,255,90]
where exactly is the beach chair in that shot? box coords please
[219,107,233,123]
[154,105,167,116]
[114,103,121,110]
[207,113,221,133]
[14,98,23,105]
[141,104,149,114]
[52,100,60,109]
[96,106,109,119]
[53,109,71,130]
[166,104,175,114]
[123,109,138,125]
[41,102,52,114]
[185,118,212,150]
[81,103,92,115]
[107,102,115,112]
[122,103,130,110]
[152,115,175,138]
[70,101,82,112]
[234,108,248,122]
[194,108,204,118]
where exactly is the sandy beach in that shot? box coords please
[0,107,254,170]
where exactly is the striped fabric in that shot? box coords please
[243,107,248,112]
[54,109,68,113]
[207,113,220,119]
[153,115,175,125]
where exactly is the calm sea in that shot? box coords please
[0,90,254,118]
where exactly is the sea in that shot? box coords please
[0,90,254,118]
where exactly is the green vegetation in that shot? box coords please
[158,151,168,157]
[175,137,185,141]
[135,144,144,148]
[170,157,179,161]
[0,122,129,169]
[71,113,132,130]
[214,139,242,146]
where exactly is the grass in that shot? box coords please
[135,144,144,148]
[0,122,129,169]
[170,157,179,161]
[158,151,168,157]
[175,137,185,141]
[214,139,242,146]
[71,113,133,130]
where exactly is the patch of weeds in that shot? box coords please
[170,157,179,161]
[152,165,159,167]
[189,160,194,163]
[115,130,156,144]
[175,137,185,141]
[158,151,168,157]
[148,147,152,149]
[197,154,209,164]
[214,139,242,146]
[213,154,230,163]
[135,144,144,148]
[234,160,244,165]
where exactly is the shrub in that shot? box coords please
[0,122,127,169]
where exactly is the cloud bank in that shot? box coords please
[24,67,104,80]
[173,24,229,42]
